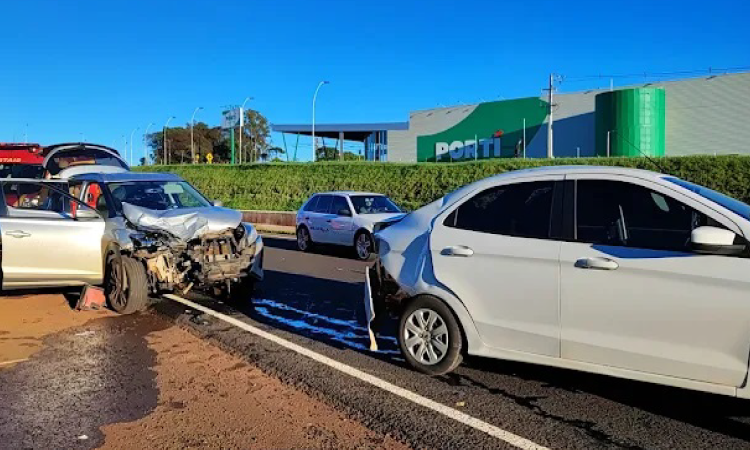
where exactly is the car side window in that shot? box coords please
[303,196,319,212]
[82,182,111,217]
[2,181,73,218]
[576,180,713,252]
[314,195,333,214]
[330,196,350,216]
[447,181,554,239]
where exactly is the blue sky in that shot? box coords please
[1,0,747,162]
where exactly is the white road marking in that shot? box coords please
[164,294,548,450]
[0,358,29,367]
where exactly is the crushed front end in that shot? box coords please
[127,221,263,295]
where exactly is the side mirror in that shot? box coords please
[338,208,352,217]
[75,208,102,221]
[213,200,224,207]
[691,226,746,255]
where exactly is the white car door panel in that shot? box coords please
[1,215,105,287]
[561,175,750,387]
[329,196,354,245]
[430,176,563,357]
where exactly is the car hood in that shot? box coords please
[122,203,243,241]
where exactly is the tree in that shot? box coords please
[146,109,273,165]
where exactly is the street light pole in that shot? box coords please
[163,116,175,165]
[143,122,154,165]
[191,106,203,164]
[129,127,139,166]
[240,97,253,165]
[312,80,329,162]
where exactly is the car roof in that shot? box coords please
[68,171,184,183]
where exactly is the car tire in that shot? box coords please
[353,230,374,261]
[228,276,256,303]
[297,226,313,252]
[398,295,463,376]
[106,254,149,315]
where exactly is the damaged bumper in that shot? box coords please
[364,259,409,351]
[128,221,263,294]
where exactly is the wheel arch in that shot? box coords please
[400,290,485,356]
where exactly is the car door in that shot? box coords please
[430,176,564,357]
[310,194,334,244]
[298,195,319,236]
[328,195,355,245]
[0,180,106,289]
[560,175,750,387]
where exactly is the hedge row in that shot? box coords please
[135,155,750,212]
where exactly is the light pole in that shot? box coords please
[163,116,175,165]
[143,122,154,165]
[240,97,253,164]
[129,127,139,166]
[190,106,203,164]
[121,135,126,157]
[312,80,329,162]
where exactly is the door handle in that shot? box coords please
[5,230,31,238]
[440,245,474,257]
[326,219,332,223]
[575,257,619,270]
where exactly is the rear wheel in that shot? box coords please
[105,254,149,315]
[297,226,313,252]
[398,295,463,376]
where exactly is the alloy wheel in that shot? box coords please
[356,233,371,259]
[403,308,449,366]
[297,228,309,251]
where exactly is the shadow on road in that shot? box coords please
[263,235,370,262]
[234,259,750,441]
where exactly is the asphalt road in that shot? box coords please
[154,236,750,450]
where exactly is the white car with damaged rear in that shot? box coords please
[296,192,404,260]
[366,165,750,398]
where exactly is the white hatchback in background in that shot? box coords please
[366,165,750,399]
[296,192,404,260]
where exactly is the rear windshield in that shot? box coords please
[46,148,128,176]
[666,177,750,219]
[349,195,401,214]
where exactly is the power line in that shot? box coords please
[561,66,749,83]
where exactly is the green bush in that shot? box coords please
[134,156,750,211]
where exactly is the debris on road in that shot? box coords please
[75,285,107,311]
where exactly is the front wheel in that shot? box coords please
[398,296,463,376]
[354,231,374,261]
[105,254,149,315]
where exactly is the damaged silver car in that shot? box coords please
[0,172,263,314]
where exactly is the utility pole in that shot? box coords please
[546,73,555,159]
[163,116,175,165]
[191,106,203,164]
[240,97,252,165]
[312,80,329,162]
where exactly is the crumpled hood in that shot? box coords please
[122,203,242,241]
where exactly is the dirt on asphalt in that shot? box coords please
[0,293,408,449]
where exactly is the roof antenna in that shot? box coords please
[611,130,674,176]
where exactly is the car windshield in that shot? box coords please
[108,181,211,211]
[349,195,401,214]
[665,177,750,219]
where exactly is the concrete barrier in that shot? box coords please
[242,210,297,235]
